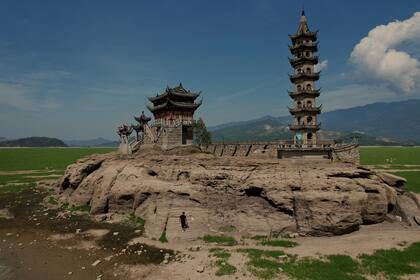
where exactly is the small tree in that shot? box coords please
[194,118,212,146]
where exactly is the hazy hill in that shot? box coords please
[210,118,410,146]
[319,99,420,141]
[0,137,68,147]
[210,117,291,142]
[210,99,420,145]
[65,137,118,147]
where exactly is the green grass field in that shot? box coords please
[238,243,420,280]
[360,147,420,165]
[0,147,115,193]
[360,147,420,193]
[0,147,115,171]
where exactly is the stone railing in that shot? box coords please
[202,141,282,157]
[331,143,360,165]
[202,141,360,164]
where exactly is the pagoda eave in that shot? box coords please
[289,56,319,67]
[134,116,151,123]
[289,123,321,131]
[289,44,318,54]
[288,106,322,115]
[147,99,202,114]
[147,91,201,103]
[288,90,320,98]
[289,31,318,43]
[289,72,320,83]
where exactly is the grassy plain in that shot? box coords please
[0,147,114,171]
[0,147,114,193]
[238,243,420,280]
[360,146,420,193]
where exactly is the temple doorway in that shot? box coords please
[182,125,193,145]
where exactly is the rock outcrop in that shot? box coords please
[54,147,420,240]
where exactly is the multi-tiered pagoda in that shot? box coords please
[288,10,321,147]
[147,83,202,147]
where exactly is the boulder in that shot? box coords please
[377,172,407,188]
[395,193,420,225]
[57,155,107,192]
[294,191,366,236]
[356,180,388,224]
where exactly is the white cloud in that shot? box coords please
[0,70,72,111]
[0,81,60,111]
[0,82,34,110]
[314,60,328,72]
[350,12,420,93]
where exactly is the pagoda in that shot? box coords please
[132,111,151,141]
[288,10,321,147]
[147,83,202,147]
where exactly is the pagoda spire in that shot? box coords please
[297,8,310,35]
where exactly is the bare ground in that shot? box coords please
[0,182,419,279]
[124,223,420,280]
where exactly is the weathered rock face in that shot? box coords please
[55,147,420,240]
[294,191,366,236]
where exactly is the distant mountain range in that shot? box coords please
[65,137,118,147]
[319,99,420,141]
[1,100,418,147]
[0,137,67,147]
[0,136,118,148]
[210,99,420,145]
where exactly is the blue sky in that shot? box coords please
[0,0,419,140]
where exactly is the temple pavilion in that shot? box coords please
[288,10,321,147]
[146,83,202,147]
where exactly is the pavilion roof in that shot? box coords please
[134,111,151,123]
[148,83,201,103]
[147,99,202,113]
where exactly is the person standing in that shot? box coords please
[180,212,188,231]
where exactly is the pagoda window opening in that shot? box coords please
[307,100,312,107]
[297,101,302,108]
[297,85,302,91]
[307,116,313,124]
[297,116,302,124]
[307,133,313,140]
[306,84,312,90]
[306,67,311,73]
[305,52,310,57]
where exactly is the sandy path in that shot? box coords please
[285,222,420,257]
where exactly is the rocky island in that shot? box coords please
[54,145,420,242]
